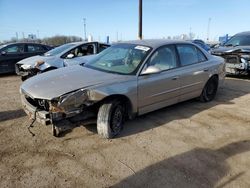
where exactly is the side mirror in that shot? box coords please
[0,51,6,56]
[141,66,161,75]
[66,53,74,59]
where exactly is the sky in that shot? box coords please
[0,0,250,42]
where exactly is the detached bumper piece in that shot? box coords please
[21,95,51,125]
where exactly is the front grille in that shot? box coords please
[225,55,239,64]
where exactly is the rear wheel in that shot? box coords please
[97,99,125,139]
[200,76,218,102]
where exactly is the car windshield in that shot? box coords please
[85,43,151,75]
[224,35,250,47]
[43,43,76,56]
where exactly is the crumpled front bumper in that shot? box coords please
[21,95,51,125]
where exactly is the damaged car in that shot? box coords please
[16,41,110,80]
[20,40,225,138]
[212,31,250,75]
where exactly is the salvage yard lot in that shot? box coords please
[0,75,250,187]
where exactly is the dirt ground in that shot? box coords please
[0,75,250,188]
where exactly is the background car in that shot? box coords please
[0,42,52,74]
[20,39,225,138]
[192,39,211,52]
[16,41,110,80]
[211,31,250,75]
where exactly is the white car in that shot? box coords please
[16,41,110,80]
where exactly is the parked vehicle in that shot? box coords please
[16,41,110,80]
[192,39,211,52]
[0,42,52,74]
[20,40,225,138]
[211,31,250,75]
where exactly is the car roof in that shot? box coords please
[69,41,110,46]
[119,39,193,49]
[235,31,250,36]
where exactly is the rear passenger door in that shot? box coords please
[176,44,210,102]
[26,44,46,58]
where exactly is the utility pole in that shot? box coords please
[83,18,87,41]
[207,17,211,42]
[138,0,142,40]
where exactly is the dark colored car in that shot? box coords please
[0,42,52,74]
[211,31,250,75]
[192,39,211,52]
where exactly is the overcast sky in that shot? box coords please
[0,0,249,42]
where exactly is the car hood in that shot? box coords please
[212,46,250,55]
[17,55,58,66]
[21,65,132,100]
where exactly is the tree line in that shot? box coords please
[0,35,83,47]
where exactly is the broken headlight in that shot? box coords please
[53,89,89,112]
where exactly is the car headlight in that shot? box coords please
[56,89,88,112]
[21,64,32,70]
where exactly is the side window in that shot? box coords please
[197,48,207,62]
[147,45,177,71]
[64,44,95,58]
[99,44,109,52]
[3,45,24,53]
[27,44,45,52]
[177,44,207,66]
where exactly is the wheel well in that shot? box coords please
[97,94,133,118]
[210,74,219,82]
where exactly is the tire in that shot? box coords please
[97,99,125,139]
[200,76,218,102]
[21,76,27,81]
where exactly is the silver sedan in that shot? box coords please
[20,39,225,138]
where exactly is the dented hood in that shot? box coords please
[212,45,250,55]
[21,66,131,100]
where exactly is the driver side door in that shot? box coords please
[138,45,181,115]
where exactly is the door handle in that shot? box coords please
[172,76,179,80]
[203,69,209,72]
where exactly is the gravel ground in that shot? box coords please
[0,75,250,188]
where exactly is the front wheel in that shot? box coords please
[200,76,218,102]
[97,100,125,139]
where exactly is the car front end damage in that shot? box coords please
[212,49,250,75]
[16,61,52,80]
[20,88,96,136]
